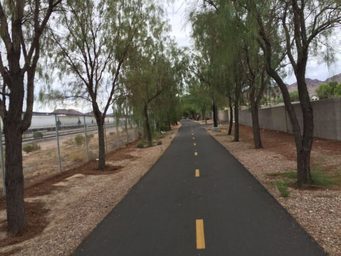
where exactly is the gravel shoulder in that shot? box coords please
[0,126,179,256]
[207,123,341,256]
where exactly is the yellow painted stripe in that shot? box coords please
[195,169,200,177]
[192,137,195,140]
[193,143,197,146]
[196,219,206,250]
[194,152,198,156]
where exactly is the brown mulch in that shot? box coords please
[0,202,48,249]
[238,125,341,161]
[0,142,137,249]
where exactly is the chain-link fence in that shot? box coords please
[0,113,139,195]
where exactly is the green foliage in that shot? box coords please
[74,134,85,146]
[335,83,341,96]
[276,180,290,197]
[289,91,299,102]
[311,169,333,187]
[317,83,334,99]
[33,131,44,140]
[23,143,41,153]
[123,32,187,142]
[317,82,341,99]
[137,141,145,148]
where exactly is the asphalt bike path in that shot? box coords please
[74,120,325,256]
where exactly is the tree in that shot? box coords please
[48,0,152,170]
[317,82,341,99]
[245,0,341,186]
[191,2,248,141]
[0,0,61,234]
[124,38,182,146]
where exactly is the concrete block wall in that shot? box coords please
[237,98,341,141]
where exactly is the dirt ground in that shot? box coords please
[207,123,341,256]
[0,125,179,256]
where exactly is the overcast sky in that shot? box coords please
[166,0,341,84]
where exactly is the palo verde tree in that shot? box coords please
[0,0,61,234]
[48,0,155,170]
[244,0,341,186]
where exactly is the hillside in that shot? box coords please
[287,73,341,96]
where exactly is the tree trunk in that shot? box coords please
[228,98,233,135]
[296,75,314,186]
[4,124,25,235]
[201,109,207,124]
[212,101,218,127]
[96,120,106,170]
[266,67,313,187]
[233,83,241,142]
[124,111,129,144]
[143,104,152,147]
[233,103,239,142]
[4,75,26,235]
[250,102,262,148]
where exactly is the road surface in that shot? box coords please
[74,120,325,256]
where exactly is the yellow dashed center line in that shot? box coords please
[193,142,197,146]
[195,169,200,177]
[196,219,206,250]
[192,137,195,140]
[194,152,198,156]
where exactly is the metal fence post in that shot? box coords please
[0,121,5,195]
[83,115,89,161]
[55,114,62,172]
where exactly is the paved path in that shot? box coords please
[75,120,325,256]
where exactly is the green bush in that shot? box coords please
[289,91,299,102]
[334,83,341,96]
[276,180,290,197]
[23,143,41,153]
[33,131,44,139]
[311,169,333,187]
[74,134,85,146]
[317,83,334,99]
[137,141,145,148]
[316,82,341,99]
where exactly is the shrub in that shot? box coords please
[311,169,333,187]
[276,180,290,197]
[137,141,145,148]
[74,134,85,146]
[86,134,94,141]
[317,83,333,99]
[157,141,162,145]
[334,83,341,97]
[33,131,44,139]
[289,91,299,102]
[23,143,41,153]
